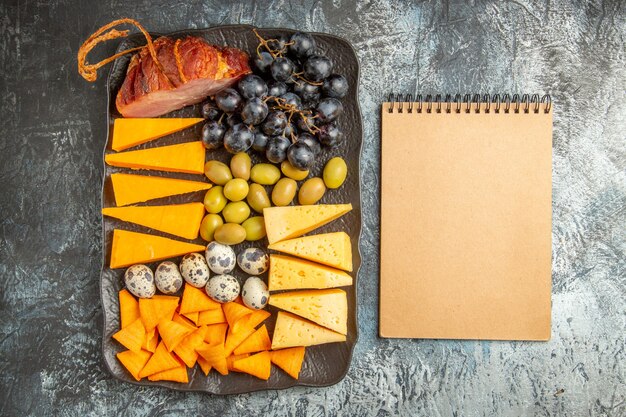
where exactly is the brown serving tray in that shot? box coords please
[100,25,362,394]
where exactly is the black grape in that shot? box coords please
[238,74,268,99]
[223,124,254,153]
[303,55,333,82]
[241,98,269,125]
[216,88,243,113]
[322,74,349,98]
[289,32,316,59]
[316,97,343,123]
[201,120,226,150]
[266,136,291,163]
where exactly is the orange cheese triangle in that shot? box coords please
[142,328,158,353]
[226,353,250,372]
[196,355,212,376]
[138,295,179,331]
[224,324,255,356]
[179,284,221,314]
[110,229,206,269]
[112,117,203,151]
[182,311,199,325]
[171,312,198,331]
[270,347,306,379]
[139,341,180,378]
[157,320,194,352]
[238,309,271,329]
[268,232,353,272]
[173,326,207,368]
[222,302,254,330]
[106,141,205,175]
[196,343,228,375]
[263,204,352,244]
[112,318,146,352]
[110,173,211,207]
[102,203,205,240]
[197,309,226,325]
[232,351,271,380]
[147,361,189,383]
[118,289,139,329]
[116,349,152,381]
[204,323,228,346]
[233,325,271,355]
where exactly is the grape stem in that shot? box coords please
[266,95,320,136]
[253,29,293,58]
[293,72,323,86]
[253,29,278,58]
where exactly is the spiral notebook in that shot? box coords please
[380,94,553,341]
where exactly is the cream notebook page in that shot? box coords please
[380,99,552,340]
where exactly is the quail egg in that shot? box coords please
[237,247,269,276]
[206,274,240,303]
[124,264,156,298]
[179,253,211,288]
[205,241,236,274]
[241,277,269,310]
[154,261,183,294]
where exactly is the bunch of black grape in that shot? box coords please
[201,30,349,170]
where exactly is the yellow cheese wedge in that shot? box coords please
[112,118,203,151]
[263,204,352,244]
[268,232,352,272]
[110,229,206,269]
[271,311,346,350]
[110,173,211,206]
[269,289,348,335]
[102,203,205,240]
[105,141,205,175]
[268,254,353,291]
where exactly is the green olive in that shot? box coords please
[199,213,223,242]
[250,163,281,185]
[247,183,271,214]
[242,216,267,241]
[222,201,251,224]
[223,178,249,202]
[204,160,232,185]
[204,186,227,214]
[323,157,348,189]
[230,152,251,180]
[281,160,309,181]
[214,223,247,245]
[272,178,297,206]
[298,177,326,205]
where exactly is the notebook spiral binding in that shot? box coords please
[387,93,552,114]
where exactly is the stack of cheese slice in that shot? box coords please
[104,118,212,270]
[263,204,353,349]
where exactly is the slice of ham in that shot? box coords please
[115,36,251,117]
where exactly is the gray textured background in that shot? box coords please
[1,0,624,416]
